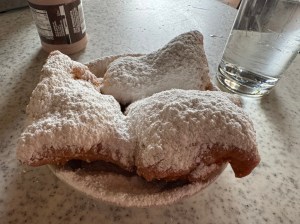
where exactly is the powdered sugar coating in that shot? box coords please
[17,49,259,184]
[126,89,258,180]
[101,31,212,104]
[188,163,221,181]
[17,51,134,169]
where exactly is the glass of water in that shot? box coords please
[217,0,300,96]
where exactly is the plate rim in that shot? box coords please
[48,163,227,207]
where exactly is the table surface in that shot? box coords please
[0,0,299,223]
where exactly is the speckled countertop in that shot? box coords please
[0,0,299,223]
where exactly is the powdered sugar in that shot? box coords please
[126,89,257,180]
[17,41,259,184]
[189,163,221,181]
[101,31,212,104]
[17,51,134,169]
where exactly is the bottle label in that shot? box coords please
[28,0,86,45]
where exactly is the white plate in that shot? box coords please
[48,55,227,207]
[49,161,227,207]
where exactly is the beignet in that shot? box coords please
[126,89,260,181]
[101,31,212,104]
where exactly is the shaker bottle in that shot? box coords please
[27,0,87,54]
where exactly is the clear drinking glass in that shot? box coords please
[217,0,300,96]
